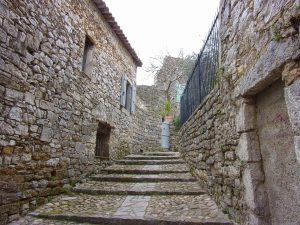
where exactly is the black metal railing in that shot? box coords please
[180,14,219,125]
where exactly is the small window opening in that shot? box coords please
[95,122,111,160]
[82,35,94,74]
[125,82,132,111]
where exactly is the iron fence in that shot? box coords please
[180,14,219,125]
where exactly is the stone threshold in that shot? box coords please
[30,213,232,225]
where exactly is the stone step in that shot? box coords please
[8,216,95,225]
[72,181,206,195]
[142,151,179,156]
[101,164,190,174]
[125,155,181,160]
[30,214,233,225]
[115,159,185,165]
[90,173,196,182]
[102,168,189,174]
[29,194,232,225]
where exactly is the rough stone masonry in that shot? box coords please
[0,0,142,223]
[179,0,300,225]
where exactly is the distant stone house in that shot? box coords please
[0,0,141,223]
[132,56,194,153]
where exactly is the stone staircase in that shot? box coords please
[10,152,232,225]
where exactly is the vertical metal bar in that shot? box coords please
[180,13,219,125]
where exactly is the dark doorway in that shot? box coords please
[95,122,111,160]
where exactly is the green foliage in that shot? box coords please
[49,176,56,181]
[61,187,74,196]
[272,24,283,41]
[47,196,54,202]
[36,197,44,206]
[218,144,225,151]
[116,145,130,160]
[160,100,172,117]
[173,115,181,131]
[70,180,77,187]
[222,207,230,214]
[215,66,225,84]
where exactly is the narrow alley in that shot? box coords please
[10,152,231,225]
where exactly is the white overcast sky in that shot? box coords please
[104,0,220,85]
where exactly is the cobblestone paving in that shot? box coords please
[160,164,189,171]
[34,194,125,216]
[9,216,95,225]
[146,195,228,222]
[11,152,232,225]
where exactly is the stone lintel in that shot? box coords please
[235,37,300,98]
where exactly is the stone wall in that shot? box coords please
[180,83,241,220]
[0,0,138,223]
[180,0,300,224]
[132,85,163,153]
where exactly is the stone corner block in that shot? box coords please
[242,163,268,213]
[285,78,300,136]
[237,132,261,162]
[236,98,256,133]
[294,136,300,164]
[243,163,265,184]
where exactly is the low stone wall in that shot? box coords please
[179,81,242,221]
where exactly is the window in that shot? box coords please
[95,122,111,159]
[82,35,94,75]
[120,75,136,113]
[176,84,185,103]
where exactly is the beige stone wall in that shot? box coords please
[132,85,163,153]
[180,0,300,224]
[0,0,138,223]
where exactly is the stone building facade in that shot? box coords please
[0,0,141,223]
[179,0,300,225]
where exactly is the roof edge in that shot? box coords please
[92,0,143,67]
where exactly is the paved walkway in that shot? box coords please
[9,152,232,225]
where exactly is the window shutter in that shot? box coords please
[120,75,127,107]
[131,85,136,114]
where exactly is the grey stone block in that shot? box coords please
[237,132,261,162]
[9,107,22,121]
[5,88,24,100]
[285,79,300,136]
[236,98,256,133]
[40,126,52,142]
